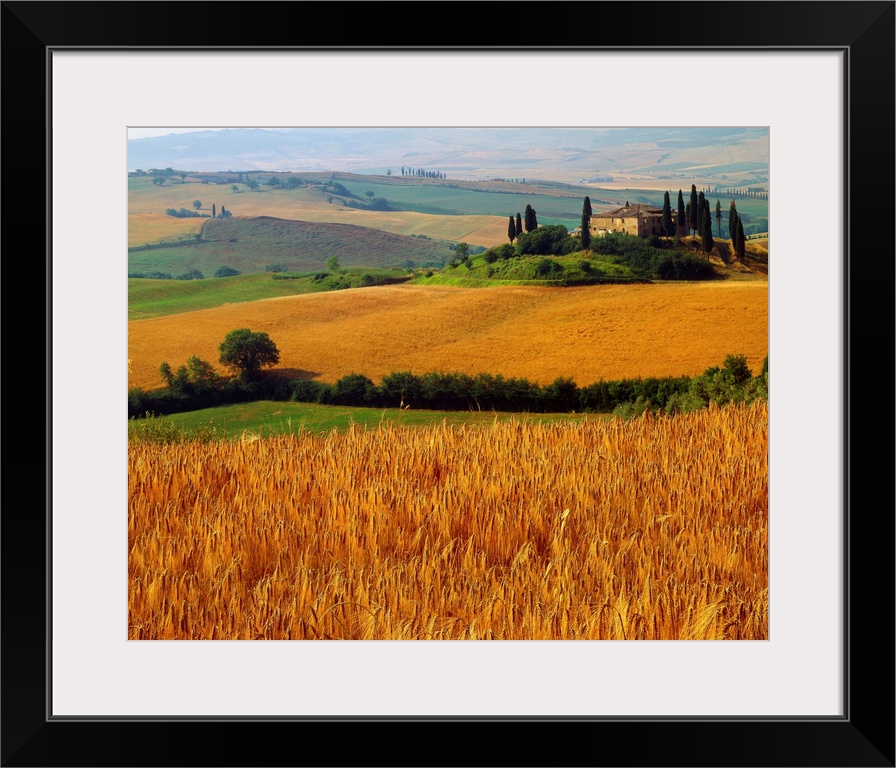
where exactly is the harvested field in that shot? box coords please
[128,282,767,391]
[128,214,205,248]
[128,182,510,248]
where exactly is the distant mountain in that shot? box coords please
[128,127,768,184]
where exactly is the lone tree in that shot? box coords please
[661,191,674,237]
[219,328,280,380]
[326,255,340,273]
[192,199,202,210]
[508,215,516,243]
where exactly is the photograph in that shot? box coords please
[4,0,892,763]
[126,126,771,642]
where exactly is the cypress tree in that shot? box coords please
[661,191,674,236]
[677,190,686,237]
[581,197,592,249]
[524,205,534,233]
[212,204,216,218]
[531,208,538,230]
[701,203,714,253]
[689,185,699,236]
[696,197,705,242]
[508,216,516,243]
[729,200,738,241]
[715,200,722,238]
[736,218,746,260]
[516,212,523,238]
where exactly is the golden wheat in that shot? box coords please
[128,402,768,640]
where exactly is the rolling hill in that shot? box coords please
[127,282,769,393]
[128,216,458,276]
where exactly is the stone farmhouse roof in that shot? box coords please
[594,203,664,219]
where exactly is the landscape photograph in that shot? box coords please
[127,126,769,641]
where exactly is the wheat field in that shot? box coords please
[128,184,510,248]
[127,282,768,391]
[128,402,768,640]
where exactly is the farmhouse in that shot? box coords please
[583,202,678,238]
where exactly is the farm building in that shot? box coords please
[581,202,679,238]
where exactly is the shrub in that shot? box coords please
[128,413,184,444]
[612,396,654,420]
[333,373,378,406]
[533,258,563,278]
[287,379,333,404]
[515,225,577,256]
[486,244,516,261]
[214,266,241,278]
[723,353,752,384]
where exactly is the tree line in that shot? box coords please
[129,328,767,420]
[401,167,446,179]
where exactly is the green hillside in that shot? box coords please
[128,268,411,320]
[326,179,586,221]
[128,215,456,276]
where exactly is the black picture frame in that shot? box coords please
[5,2,893,765]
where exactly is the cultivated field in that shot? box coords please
[128,402,768,640]
[128,180,511,249]
[127,282,769,392]
[128,213,206,248]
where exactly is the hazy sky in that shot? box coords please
[128,128,226,140]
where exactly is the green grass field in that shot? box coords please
[129,268,411,320]
[130,400,602,440]
[316,179,586,221]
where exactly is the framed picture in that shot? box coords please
[8,1,893,765]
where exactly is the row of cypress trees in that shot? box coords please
[729,199,747,261]
[510,188,749,262]
[507,205,538,242]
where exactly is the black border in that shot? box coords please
[4,2,893,766]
